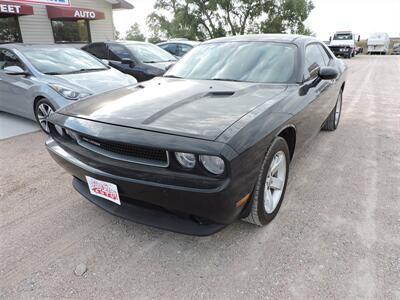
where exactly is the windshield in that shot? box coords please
[20,48,107,75]
[126,44,176,63]
[333,33,353,40]
[165,42,297,83]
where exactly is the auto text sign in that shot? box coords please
[4,0,71,7]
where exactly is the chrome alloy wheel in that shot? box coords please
[334,93,342,127]
[37,103,54,133]
[264,151,287,214]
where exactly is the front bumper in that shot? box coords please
[329,46,353,56]
[46,138,252,236]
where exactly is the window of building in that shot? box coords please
[51,19,90,43]
[0,15,22,44]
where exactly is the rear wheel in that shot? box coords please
[322,90,343,131]
[34,98,55,134]
[243,137,290,226]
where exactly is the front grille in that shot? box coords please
[77,135,169,167]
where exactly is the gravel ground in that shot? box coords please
[1,56,399,300]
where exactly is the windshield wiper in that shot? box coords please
[164,75,183,78]
[44,72,65,75]
[211,78,242,82]
[65,68,107,74]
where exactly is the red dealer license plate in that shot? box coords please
[86,176,121,205]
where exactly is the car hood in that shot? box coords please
[58,77,287,140]
[53,68,136,94]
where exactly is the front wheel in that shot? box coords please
[34,98,55,134]
[243,137,290,226]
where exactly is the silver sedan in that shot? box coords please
[0,44,137,133]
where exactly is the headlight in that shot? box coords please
[49,84,91,100]
[200,155,225,175]
[175,152,196,168]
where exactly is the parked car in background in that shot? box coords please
[46,34,346,235]
[392,43,400,55]
[368,32,390,55]
[157,40,200,57]
[82,41,177,82]
[329,31,359,58]
[0,44,137,133]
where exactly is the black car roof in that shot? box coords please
[105,40,151,46]
[203,34,317,45]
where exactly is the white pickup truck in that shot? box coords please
[329,31,359,59]
[368,32,390,55]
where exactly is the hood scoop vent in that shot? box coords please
[208,91,235,97]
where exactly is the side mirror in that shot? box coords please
[121,58,134,66]
[3,66,28,75]
[357,35,361,42]
[101,59,109,66]
[165,63,174,71]
[319,67,338,80]
[329,36,332,42]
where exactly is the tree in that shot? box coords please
[125,23,146,41]
[260,0,315,35]
[147,0,314,40]
[114,28,121,40]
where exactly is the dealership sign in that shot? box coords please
[0,1,33,14]
[4,0,71,7]
[46,5,105,20]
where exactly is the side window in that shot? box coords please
[0,49,25,70]
[304,44,326,79]
[318,44,331,66]
[178,44,192,56]
[159,44,169,51]
[108,44,132,61]
[161,43,177,55]
[88,43,107,59]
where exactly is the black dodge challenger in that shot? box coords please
[46,34,346,235]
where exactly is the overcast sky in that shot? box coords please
[113,0,400,40]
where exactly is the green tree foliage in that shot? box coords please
[147,0,314,41]
[114,28,121,40]
[125,22,146,41]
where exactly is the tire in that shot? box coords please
[322,90,343,131]
[243,137,290,226]
[34,98,55,134]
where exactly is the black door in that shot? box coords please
[292,43,335,148]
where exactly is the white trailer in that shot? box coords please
[368,32,390,55]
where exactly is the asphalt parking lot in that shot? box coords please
[1,56,399,299]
